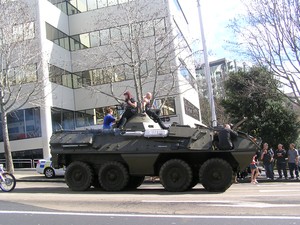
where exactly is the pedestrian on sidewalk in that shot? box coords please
[250,153,260,184]
[287,143,299,180]
[274,144,288,180]
[261,143,274,180]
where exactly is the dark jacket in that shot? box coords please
[274,149,287,164]
[218,128,238,150]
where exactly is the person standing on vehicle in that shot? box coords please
[261,143,274,180]
[274,144,287,179]
[217,124,238,150]
[143,92,168,129]
[287,143,299,180]
[117,91,137,129]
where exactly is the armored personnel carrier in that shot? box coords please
[50,114,259,192]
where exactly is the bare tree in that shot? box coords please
[229,0,300,106]
[0,0,44,173]
[73,0,197,110]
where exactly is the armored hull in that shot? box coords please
[50,115,259,192]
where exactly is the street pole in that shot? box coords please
[196,0,217,127]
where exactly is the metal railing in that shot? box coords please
[0,159,40,168]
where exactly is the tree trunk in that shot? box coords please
[1,111,14,173]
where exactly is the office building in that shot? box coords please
[0,0,201,162]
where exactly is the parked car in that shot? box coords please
[36,158,65,178]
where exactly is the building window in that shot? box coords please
[12,22,35,42]
[24,22,35,40]
[46,18,166,52]
[155,97,176,116]
[75,110,95,127]
[49,64,74,88]
[51,107,75,131]
[87,0,97,11]
[1,64,37,85]
[12,24,24,42]
[46,23,70,51]
[90,30,100,47]
[110,27,122,42]
[154,18,166,35]
[97,0,107,8]
[0,107,42,141]
[108,0,118,6]
[48,0,132,15]
[100,29,110,45]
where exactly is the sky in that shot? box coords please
[183,0,245,61]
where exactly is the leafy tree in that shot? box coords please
[222,67,299,148]
[229,0,300,106]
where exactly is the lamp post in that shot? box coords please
[196,0,217,127]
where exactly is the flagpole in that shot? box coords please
[196,0,217,127]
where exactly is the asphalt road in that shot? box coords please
[0,210,299,225]
[0,170,299,225]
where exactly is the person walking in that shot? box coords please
[287,143,299,180]
[250,153,260,184]
[274,144,288,180]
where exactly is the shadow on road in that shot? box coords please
[12,184,222,195]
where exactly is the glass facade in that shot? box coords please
[0,64,37,86]
[154,97,176,116]
[48,0,133,15]
[46,18,166,51]
[49,60,169,88]
[0,107,42,142]
[51,105,122,130]
[12,22,35,42]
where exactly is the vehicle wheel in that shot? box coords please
[98,161,129,191]
[65,161,93,191]
[44,168,55,178]
[0,173,16,192]
[199,158,233,192]
[126,176,145,190]
[159,159,192,192]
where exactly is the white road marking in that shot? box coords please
[259,189,299,192]
[0,210,299,220]
[141,200,300,208]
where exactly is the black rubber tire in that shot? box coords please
[126,176,145,190]
[98,161,129,191]
[159,159,192,192]
[65,161,93,191]
[199,158,233,192]
[44,167,55,178]
[0,173,16,192]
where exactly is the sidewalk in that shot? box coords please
[13,168,65,183]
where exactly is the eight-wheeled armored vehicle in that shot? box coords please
[50,114,259,192]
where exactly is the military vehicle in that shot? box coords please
[50,114,259,192]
